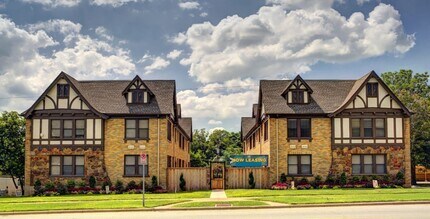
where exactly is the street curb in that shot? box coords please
[1,201,430,215]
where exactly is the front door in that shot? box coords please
[210,162,225,189]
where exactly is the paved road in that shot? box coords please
[2,204,430,219]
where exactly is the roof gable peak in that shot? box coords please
[281,74,313,96]
[122,75,153,95]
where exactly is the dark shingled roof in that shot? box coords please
[261,80,356,114]
[178,117,192,139]
[77,80,175,115]
[241,117,256,140]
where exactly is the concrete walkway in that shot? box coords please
[210,189,227,199]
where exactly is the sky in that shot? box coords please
[0,0,428,132]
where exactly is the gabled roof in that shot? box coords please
[241,117,256,140]
[329,71,411,116]
[121,75,154,96]
[24,72,179,117]
[281,74,313,96]
[178,117,192,140]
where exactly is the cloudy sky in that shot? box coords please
[0,0,428,131]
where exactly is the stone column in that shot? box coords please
[403,118,412,188]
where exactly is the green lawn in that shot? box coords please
[174,201,268,208]
[226,188,430,205]
[0,191,210,212]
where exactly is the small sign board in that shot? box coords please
[229,155,268,167]
[140,153,147,165]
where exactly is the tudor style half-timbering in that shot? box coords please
[23,72,192,194]
[241,71,412,187]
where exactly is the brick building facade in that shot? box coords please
[241,71,412,187]
[23,72,191,194]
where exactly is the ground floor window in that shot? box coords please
[124,155,149,177]
[50,155,84,176]
[352,154,386,175]
[288,155,311,175]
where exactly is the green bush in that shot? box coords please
[299,177,309,185]
[66,180,76,189]
[89,176,96,188]
[102,180,112,190]
[249,172,256,189]
[115,180,124,193]
[179,173,186,191]
[77,181,86,188]
[325,174,335,185]
[351,176,360,184]
[45,181,55,190]
[126,180,137,191]
[151,176,158,189]
[280,173,287,183]
[361,175,369,182]
[56,182,68,195]
[33,179,44,196]
[340,173,347,186]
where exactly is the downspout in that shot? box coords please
[157,118,160,185]
[276,118,279,182]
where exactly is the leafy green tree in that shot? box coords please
[0,111,26,192]
[189,129,242,167]
[381,69,430,184]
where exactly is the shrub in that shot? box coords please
[89,176,96,188]
[325,174,335,185]
[126,180,137,191]
[67,180,76,189]
[45,181,55,191]
[340,173,347,186]
[299,177,309,185]
[382,175,390,183]
[77,181,86,188]
[249,172,256,189]
[395,171,405,186]
[33,179,44,196]
[361,175,369,183]
[151,176,158,189]
[280,173,287,183]
[179,173,186,191]
[351,176,360,185]
[115,180,125,193]
[314,175,322,185]
[56,182,68,195]
[102,180,112,190]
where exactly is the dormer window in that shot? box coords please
[282,75,313,104]
[123,75,153,104]
[57,84,69,98]
[132,90,145,103]
[292,90,304,104]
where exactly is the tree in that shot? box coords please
[189,129,242,167]
[381,70,430,184]
[0,111,26,192]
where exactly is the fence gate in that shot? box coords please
[210,161,225,189]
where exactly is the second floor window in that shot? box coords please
[132,90,145,103]
[366,83,378,97]
[291,90,304,103]
[51,119,86,139]
[288,119,311,139]
[263,121,268,141]
[167,121,172,141]
[125,119,149,139]
[351,118,385,138]
[57,84,69,98]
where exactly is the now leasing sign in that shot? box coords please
[229,155,268,167]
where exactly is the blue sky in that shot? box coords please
[0,0,428,131]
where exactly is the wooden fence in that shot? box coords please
[166,168,209,192]
[416,165,430,182]
[226,168,270,189]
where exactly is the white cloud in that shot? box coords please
[175,3,415,83]
[20,0,147,7]
[209,127,225,133]
[0,17,135,112]
[357,0,371,5]
[20,0,81,7]
[138,54,170,74]
[178,1,200,10]
[208,120,222,125]
[27,19,82,35]
[95,26,114,41]
[166,49,182,60]
[200,12,208,17]
[266,0,335,10]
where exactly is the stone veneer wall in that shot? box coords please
[268,117,332,184]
